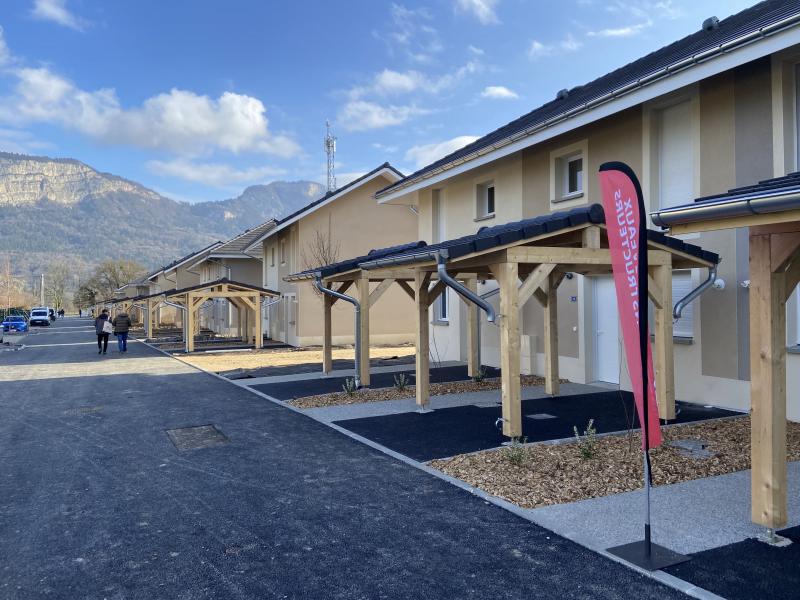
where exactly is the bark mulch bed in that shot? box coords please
[429,416,800,509]
[288,375,569,409]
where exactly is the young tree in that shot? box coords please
[45,260,71,310]
[301,229,341,298]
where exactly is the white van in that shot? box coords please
[29,307,51,327]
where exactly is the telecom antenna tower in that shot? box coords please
[324,120,337,193]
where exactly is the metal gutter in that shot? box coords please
[313,276,362,388]
[651,189,800,228]
[376,11,800,200]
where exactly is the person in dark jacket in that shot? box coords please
[94,309,110,355]
[112,311,132,353]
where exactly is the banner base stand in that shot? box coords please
[607,540,690,571]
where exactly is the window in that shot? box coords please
[476,181,495,219]
[657,100,694,209]
[672,271,694,338]
[566,156,583,195]
[280,239,286,265]
[432,189,445,243]
[550,142,587,203]
[270,246,275,267]
[436,289,448,322]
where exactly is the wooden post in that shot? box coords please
[652,264,676,420]
[415,271,431,410]
[491,262,522,438]
[543,272,559,396]
[357,276,371,387]
[186,294,195,353]
[465,278,480,377]
[322,293,333,373]
[749,232,788,529]
[253,294,263,349]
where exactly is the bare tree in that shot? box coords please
[45,260,71,310]
[301,229,340,297]
[0,254,30,311]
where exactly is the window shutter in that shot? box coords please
[672,271,694,337]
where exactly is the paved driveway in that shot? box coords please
[0,319,685,599]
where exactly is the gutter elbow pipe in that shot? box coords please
[673,264,717,321]
[314,276,362,388]
[160,294,190,353]
[435,252,496,323]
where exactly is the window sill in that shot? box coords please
[432,319,449,327]
[552,191,584,204]
[650,334,693,345]
[788,345,800,355]
[474,213,496,223]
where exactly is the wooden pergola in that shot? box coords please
[290,205,718,439]
[655,186,800,532]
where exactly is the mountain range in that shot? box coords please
[0,152,323,281]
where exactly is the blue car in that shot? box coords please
[2,315,29,333]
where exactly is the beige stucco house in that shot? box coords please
[189,220,276,337]
[245,163,418,347]
[373,3,800,420]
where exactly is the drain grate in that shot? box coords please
[166,424,229,451]
[526,413,558,420]
[63,406,104,416]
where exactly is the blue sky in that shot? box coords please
[0,0,756,202]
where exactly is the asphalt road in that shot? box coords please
[0,318,686,599]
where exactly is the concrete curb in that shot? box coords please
[140,336,725,600]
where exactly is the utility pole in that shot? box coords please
[40,273,45,306]
[324,120,337,193]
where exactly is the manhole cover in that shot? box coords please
[63,406,104,416]
[166,424,229,451]
[526,413,558,420]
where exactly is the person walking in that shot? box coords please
[113,310,132,353]
[95,309,111,355]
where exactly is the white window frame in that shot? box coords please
[270,246,275,267]
[280,239,286,265]
[672,270,695,339]
[475,180,495,220]
[550,139,588,207]
[435,288,448,323]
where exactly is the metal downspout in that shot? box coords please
[673,264,718,320]
[161,296,189,353]
[435,252,496,322]
[314,276,362,388]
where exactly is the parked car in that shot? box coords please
[2,315,28,333]
[29,307,51,327]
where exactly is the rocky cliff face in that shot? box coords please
[0,152,161,206]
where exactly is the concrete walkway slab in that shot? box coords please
[527,462,800,555]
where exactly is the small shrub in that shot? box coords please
[503,436,528,466]
[573,419,598,459]
[472,367,487,383]
[393,373,409,391]
[342,377,357,397]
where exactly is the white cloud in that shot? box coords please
[147,158,285,188]
[0,127,52,153]
[372,69,427,95]
[404,135,479,169]
[378,4,443,64]
[468,45,485,55]
[0,27,10,65]
[588,23,650,37]
[372,142,399,154]
[0,67,300,157]
[338,100,426,132]
[31,0,87,31]
[455,0,500,25]
[527,35,582,60]
[351,61,482,100]
[481,85,518,100]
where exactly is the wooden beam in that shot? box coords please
[186,292,196,352]
[749,232,788,529]
[396,279,416,301]
[426,280,447,307]
[784,253,800,296]
[415,271,431,409]
[507,246,673,266]
[329,280,353,306]
[647,275,663,309]
[368,278,395,307]
[519,263,556,307]
[543,272,559,396]
[489,262,522,438]
[322,293,333,373]
[357,277,371,386]
[652,264,675,420]
[465,278,479,378]
[770,232,800,272]
[582,225,601,249]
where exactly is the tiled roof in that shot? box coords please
[137,277,278,300]
[692,170,800,204]
[212,219,277,256]
[287,205,718,281]
[378,0,800,197]
[160,241,222,274]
